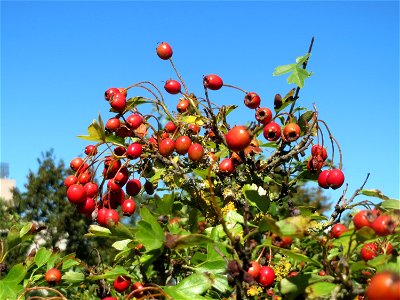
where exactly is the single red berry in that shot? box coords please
[77,171,91,185]
[107,179,122,193]
[67,184,87,204]
[371,215,396,236]
[77,197,96,216]
[326,169,345,189]
[114,275,132,293]
[126,114,143,130]
[360,243,378,261]
[159,137,176,157]
[126,179,142,196]
[272,235,293,248]
[118,87,127,97]
[164,79,181,94]
[247,261,261,279]
[219,158,235,175]
[114,146,126,156]
[110,92,126,112]
[263,122,281,141]
[244,92,261,109]
[175,135,192,155]
[84,182,99,198]
[84,145,97,156]
[255,107,273,125]
[70,157,85,172]
[108,189,125,207]
[204,74,223,90]
[156,42,173,60]
[105,117,121,132]
[177,99,190,113]
[318,169,330,189]
[122,198,136,216]
[164,121,177,133]
[64,175,78,188]
[319,270,327,276]
[45,268,62,285]
[104,87,120,101]
[283,123,301,142]
[132,282,145,298]
[366,271,400,300]
[97,208,108,225]
[307,156,325,173]
[99,209,119,227]
[258,266,275,287]
[330,223,348,238]
[225,126,252,152]
[114,167,129,187]
[353,210,377,230]
[126,143,143,159]
[188,123,200,134]
[311,145,328,161]
[188,143,204,161]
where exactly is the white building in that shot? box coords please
[0,163,16,203]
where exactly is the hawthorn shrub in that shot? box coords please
[1,39,399,300]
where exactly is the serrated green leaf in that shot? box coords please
[1,263,26,284]
[163,286,209,300]
[62,271,85,283]
[175,272,213,295]
[0,281,22,300]
[295,53,310,65]
[306,282,336,298]
[273,63,296,76]
[105,134,125,146]
[136,207,164,251]
[155,193,175,215]
[34,248,52,268]
[243,184,270,213]
[112,239,132,251]
[360,189,390,200]
[195,259,227,274]
[287,67,312,88]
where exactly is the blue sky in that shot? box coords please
[1,1,399,205]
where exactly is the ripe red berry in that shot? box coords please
[188,143,204,161]
[244,92,261,109]
[84,182,99,198]
[156,42,173,60]
[263,122,281,141]
[188,123,200,134]
[203,74,223,90]
[113,275,131,293]
[98,208,119,227]
[70,157,84,172]
[258,266,275,287]
[283,123,301,142]
[104,87,120,101]
[67,184,87,204]
[45,268,62,285]
[126,179,142,196]
[330,223,348,238]
[175,135,192,155]
[77,171,92,185]
[114,167,129,187]
[326,169,345,189]
[84,145,97,156]
[132,282,145,298]
[177,99,190,113]
[110,92,126,112]
[164,121,177,133]
[353,210,377,230]
[311,145,328,161]
[272,235,293,248]
[107,179,122,193]
[105,117,121,131]
[318,169,330,189]
[371,215,396,236]
[225,126,252,152]
[219,158,235,175]
[126,143,143,159]
[255,107,273,125]
[122,198,136,216]
[365,271,400,300]
[159,137,176,157]
[64,175,78,188]
[164,79,181,94]
[360,243,378,261]
[247,261,261,279]
[77,197,96,216]
[126,114,143,130]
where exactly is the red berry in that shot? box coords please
[177,99,190,113]
[326,169,345,189]
[106,117,121,131]
[126,179,142,196]
[258,266,275,287]
[247,261,261,279]
[97,208,108,225]
[188,143,204,161]
[255,107,272,125]
[366,271,400,300]
[360,243,378,261]
[164,121,177,133]
[67,184,87,204]
[110,93,126,112]
[283,123,301,142]
[159,138,176,157]
[371,215,396,236]
[204,74,223,90]
[175,135,192,155]
[84,145,97,156]
[104,87,120,101]
[126,114,143,130]
[318,169,330,189]
[77,197,96,216]
[164,79,181,94]
[219,158,235,175]
[122,198,136,216]
[45,268,62,285]
[311,145,328,161]
[330,223,348,238]
[156,42,173,60]
[99,209,119,227]
[70,157,84,172]
[244,92,261,109]
[319,270,327,276]
[113,275,131,293]
[64,175,78,188]
[77,171,91,185]
[84,182,99,198]
[114,146,126,156]
[188,123,200,134]
[225,126,252,152]
[114,167,129,187]
[132,282,145,298]
[263,122,281,141]
[272,235,293,248]
[126,143,143,159]
[353,210,377,230]
[107,179,122,193]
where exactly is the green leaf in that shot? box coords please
[124,96,150,111]
[298,111,315,133]
[156,193,175,215]
[265,242,322,267]
[368,254,392,268]
[175,272,213,295]
[85,225,111,237]
[179,115,205,126]
[276,216,312,237]
[109,222,136,239]
[105,134,125,146]
[112,239,132,251]
[243,184,270,213]
[306,282,336,298]
[1,263,26,284]
[136,207,165,251]
[273,63,296,76]
[77,119,105,142]
[287,67,312,88]
[163,286,209,300]
[381,199,400,210]
[296,53,310,65]
[19,223,32,238]
[62,258,80,270]
[62,271,85,283]
[165,234,215,250]
[87,265,129,280]
[355,226,376,243]
[360,189,390,200]
[0,281,22,300]
[34,248,52,268]
[195,259,227,274]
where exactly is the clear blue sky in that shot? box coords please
[1,1,399,205]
